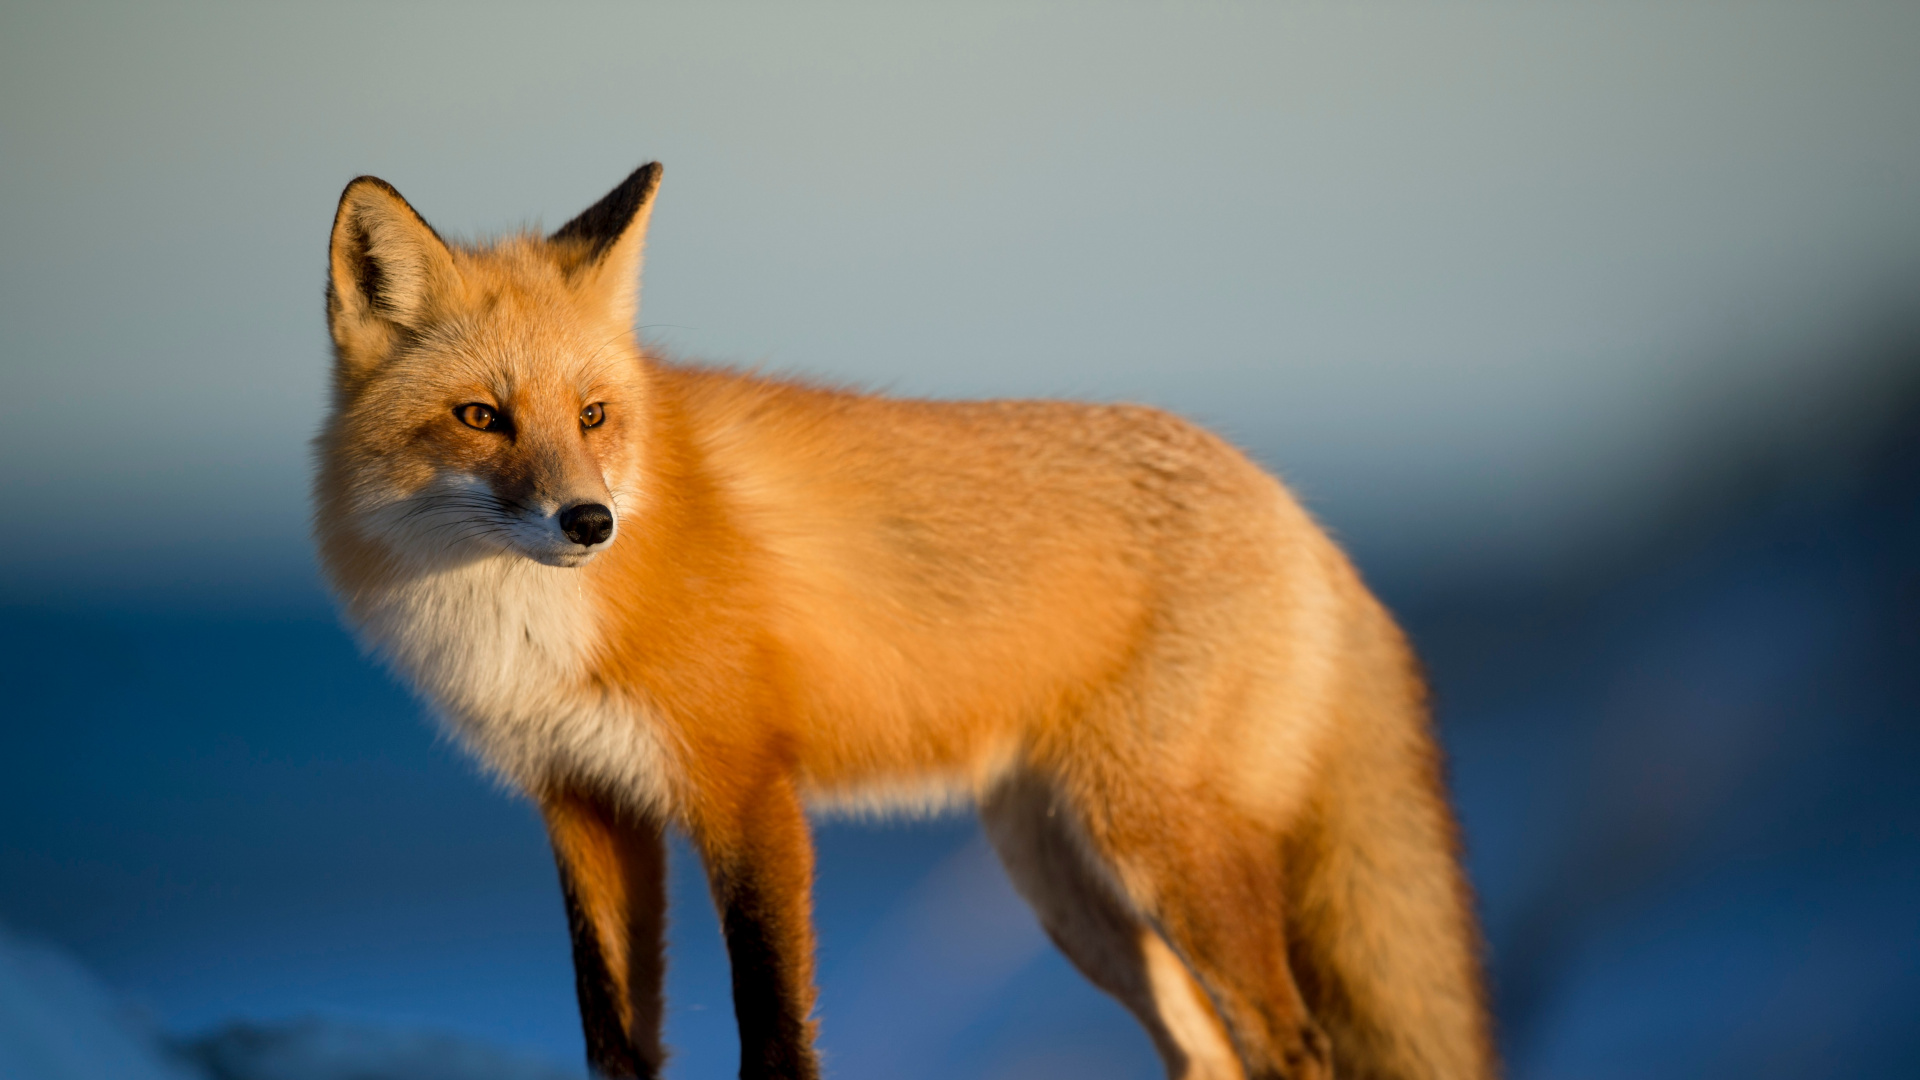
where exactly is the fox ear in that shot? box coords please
[551,162,662,330]
[326,176,458,370]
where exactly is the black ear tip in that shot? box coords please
[551,162,664,255]
[613,161,664,207]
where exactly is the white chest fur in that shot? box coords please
[346,554,673,814]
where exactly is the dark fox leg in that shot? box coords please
[982,774,1245,1080]
[689,773,820,1080]
[543,790,670,1079]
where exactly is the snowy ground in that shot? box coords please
[1,923,579,1080]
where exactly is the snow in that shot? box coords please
[0,924,580,1080]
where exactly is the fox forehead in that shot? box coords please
[370,249,643,408]
[398,321,636,406]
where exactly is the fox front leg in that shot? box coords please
[542,790,670,1079]
[692,774,822,1080]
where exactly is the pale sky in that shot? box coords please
[3,2,1916,602]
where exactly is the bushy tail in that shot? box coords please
[1287,637,1497,1080]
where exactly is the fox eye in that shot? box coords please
[581,402,606,428]
[455,403,500,431]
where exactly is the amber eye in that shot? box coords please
[581,402,606,428]
[455,403,499,431]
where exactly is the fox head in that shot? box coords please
[315,165,661,574]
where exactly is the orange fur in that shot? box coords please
[315,164,1495,1080]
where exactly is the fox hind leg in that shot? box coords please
[1023,770,1333,1080]
[981,774,1246,1080]
[1119,809,1332,1080]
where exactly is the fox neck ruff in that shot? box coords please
[344,550,675,816]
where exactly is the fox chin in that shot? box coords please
[312,161,1496,1080]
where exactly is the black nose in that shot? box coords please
[559,503,614,546]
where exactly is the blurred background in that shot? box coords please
[3,3,1917,1077]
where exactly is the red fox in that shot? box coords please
[314,163,1495,1080]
